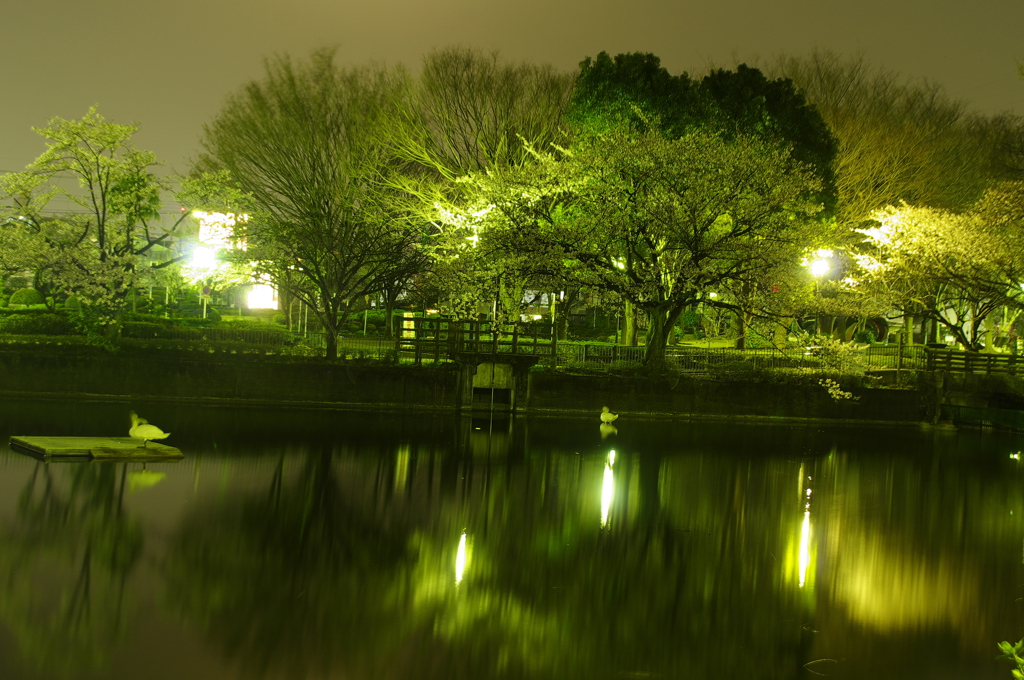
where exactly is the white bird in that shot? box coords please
[129,411,171,448]
[600,406,619,424]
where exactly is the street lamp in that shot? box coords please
[807,249,834,278]
[803,249,835,336]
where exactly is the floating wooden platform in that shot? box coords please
[9,436,183,460]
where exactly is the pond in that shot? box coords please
[0,398,1022,680]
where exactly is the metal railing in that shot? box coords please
[924,348,1024,375]
[6,317,1023,377]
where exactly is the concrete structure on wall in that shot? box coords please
[457,354,539,412]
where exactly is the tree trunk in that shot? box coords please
[642,306,683,373]
[324,327,339,360]
[383,294,396,340]
[623,300,639,346]
[733,309,747,349]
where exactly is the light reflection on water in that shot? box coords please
[0,399,1022,680]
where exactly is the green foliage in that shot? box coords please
[0,107,189,336]
[568,53,837,207]
[700,64,838,205]
[121,311,172,325]
[452,122,823,371]
[9,288,44,305]
[853,327,877,343]
[568,52,706,137]
[0,312,76,335]
[998,639,1024,679]
[199,49,422,360]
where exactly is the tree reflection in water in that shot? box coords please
[3,407,1018,680]
[0,462,143,675]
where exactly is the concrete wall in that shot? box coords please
[0,348,462,410]
[0,347,924,424]
[527,372,923,423]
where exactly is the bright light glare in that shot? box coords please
[194,210,248,249]
[798,510,812,587]
[455,531,468,585]
[601,462,615,527]
[247,283,278,310]
[809,258,831,277]
[190,246,218,272]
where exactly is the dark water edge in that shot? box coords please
[1,398,1023,680]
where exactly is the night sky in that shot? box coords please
[2,0,1021,179]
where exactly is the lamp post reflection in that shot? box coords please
[601,450,616,528]
[455,530,469,586]
[799,480,813,588]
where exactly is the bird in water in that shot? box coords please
[600,423,618,440]
[129,411,170,448]
[600,406,619,424]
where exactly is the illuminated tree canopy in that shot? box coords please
[446,123,823,369]
[198,50,422,359]
[0,107,186,335]
[846,182,1024,349]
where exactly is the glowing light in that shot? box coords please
[601,450,616,527]
[247,281,278,309]
[455,531,468,585]
[798,482,813,588]
[798,509,812,588]
[708,292,718,299]
[612,258,626,270]
[189,245,219,272]
[193,210,248,249]
[1011,452,1020,460]
[809,258,831,277]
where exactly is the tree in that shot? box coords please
[0,108,184,334]
[393,47,575,183]
[569,53,838,198]
[769,51,998,224]
[389,47,575,318]
[448,124,823,371]
[565,53,839,345]
[567,51,706,138]
[847,182,1024,350]
[198,50,421,359]
[700,64,838,208]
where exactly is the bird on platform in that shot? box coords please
[129,411,170,448]
[600,406,619,424]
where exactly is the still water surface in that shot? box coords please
[1,399,1023,680]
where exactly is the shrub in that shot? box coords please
[9,289,44,306]
[853,327,877,343]
[122,312,172,325]
[122,322,203,340]
[0,313,76,335]
[272,313,287,325]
